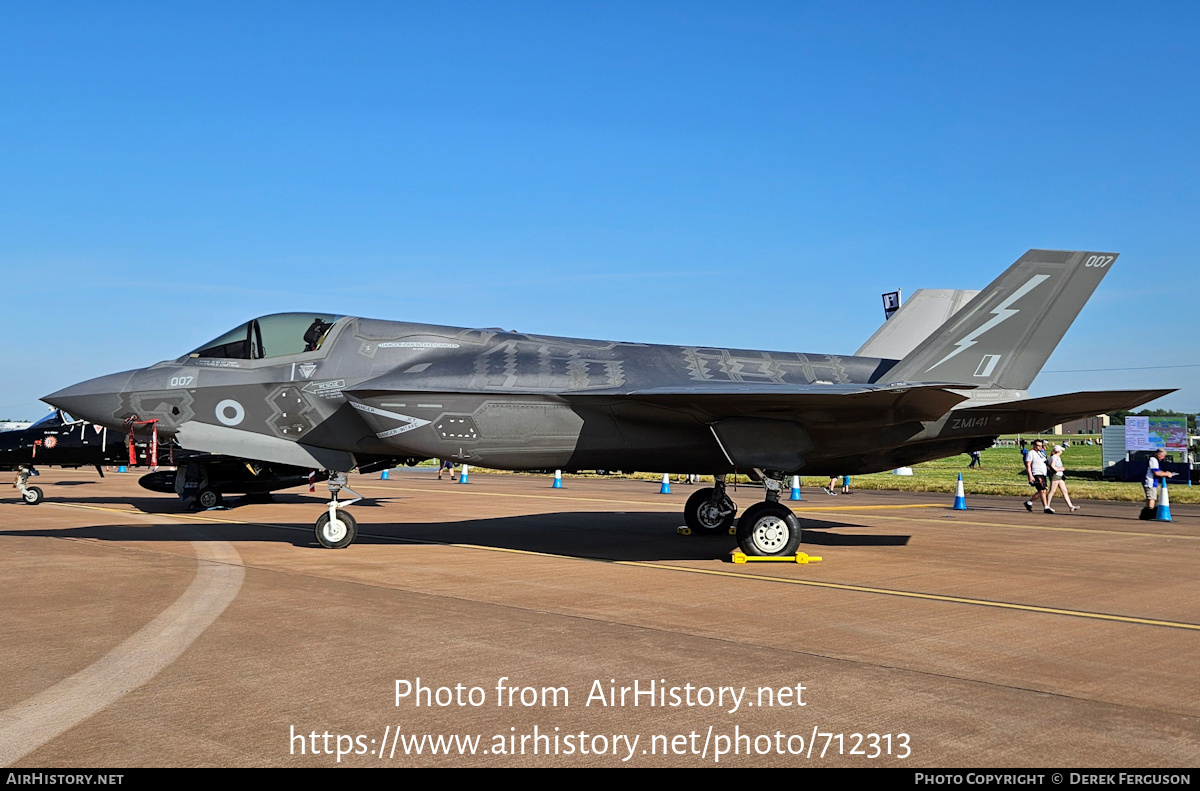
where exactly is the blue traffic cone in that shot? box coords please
[117,465,127,473]
[1154,479,1172,522]
[790,475,803,501]
[953,473,967,510]
[659,473,671,494]
[553,469,563,488]
[459,464,469,484]
[380,468,389,480]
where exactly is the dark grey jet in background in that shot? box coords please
[45,249,1170,554]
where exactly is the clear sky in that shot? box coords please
[1,1,1197,419]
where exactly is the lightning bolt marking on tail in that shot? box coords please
[926,274,1050,372]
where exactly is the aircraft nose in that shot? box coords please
[43,370,138,429]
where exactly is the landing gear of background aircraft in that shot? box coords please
[683,476,737,535]
[15,467,43,505]
[314,471,361,549]
[734,470,801,556]
[196,487,222,510]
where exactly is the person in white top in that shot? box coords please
[1023,438,1054,514]
[1045,444,1078,512]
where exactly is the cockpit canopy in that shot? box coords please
[32,410,79,427]
[189,314,343,360]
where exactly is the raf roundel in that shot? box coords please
[215,399,245,426]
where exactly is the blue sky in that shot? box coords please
[2,2,1197,419]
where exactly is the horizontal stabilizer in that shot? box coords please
[951,389,1174,435]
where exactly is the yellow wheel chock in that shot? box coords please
[731,551,822,564]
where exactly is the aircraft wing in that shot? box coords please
[561,383,971,424]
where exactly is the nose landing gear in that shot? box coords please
[315,472,361,548]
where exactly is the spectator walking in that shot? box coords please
[1023,439,1053,514]
[1045,445,1078,512]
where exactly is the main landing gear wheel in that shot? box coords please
[22,486,44,505]
[736,501,801,556]
[315,510,358,549]
[196,488,222,509]
[684,487,737,535]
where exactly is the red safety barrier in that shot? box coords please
[125,417,160,467]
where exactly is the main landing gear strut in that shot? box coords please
[683,470,802,556]
[315,472,361,548]
[683,474,738,535]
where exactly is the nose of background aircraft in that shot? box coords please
[43,370,138,429]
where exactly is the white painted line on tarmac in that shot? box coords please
[0,522,244,767]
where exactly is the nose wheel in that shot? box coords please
[315,510,358,549]
[314,471,362,548]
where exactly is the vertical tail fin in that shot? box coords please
[855,288,980,360]
[878,250,1117,389]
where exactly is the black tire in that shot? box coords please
[684,487,737,535]
[736,501,801,556]
[315,510,358,549]
[196,488,222,510]
[22,486,44,505]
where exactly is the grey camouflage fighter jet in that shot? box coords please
[45,250,1170,554]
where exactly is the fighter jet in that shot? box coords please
[1,410,128,504]
[45,249,1170,553]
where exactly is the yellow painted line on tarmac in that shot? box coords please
[363,479,1187,536]
[45,503,1200,633]
[356,483,683,508]
[0,505,245,767]
[788,503,944,512]
[50,502,312,532]
[357,483,947,512]
[805,509,1200,541]
[612,561,1200,632]
[48,496,1193,546]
